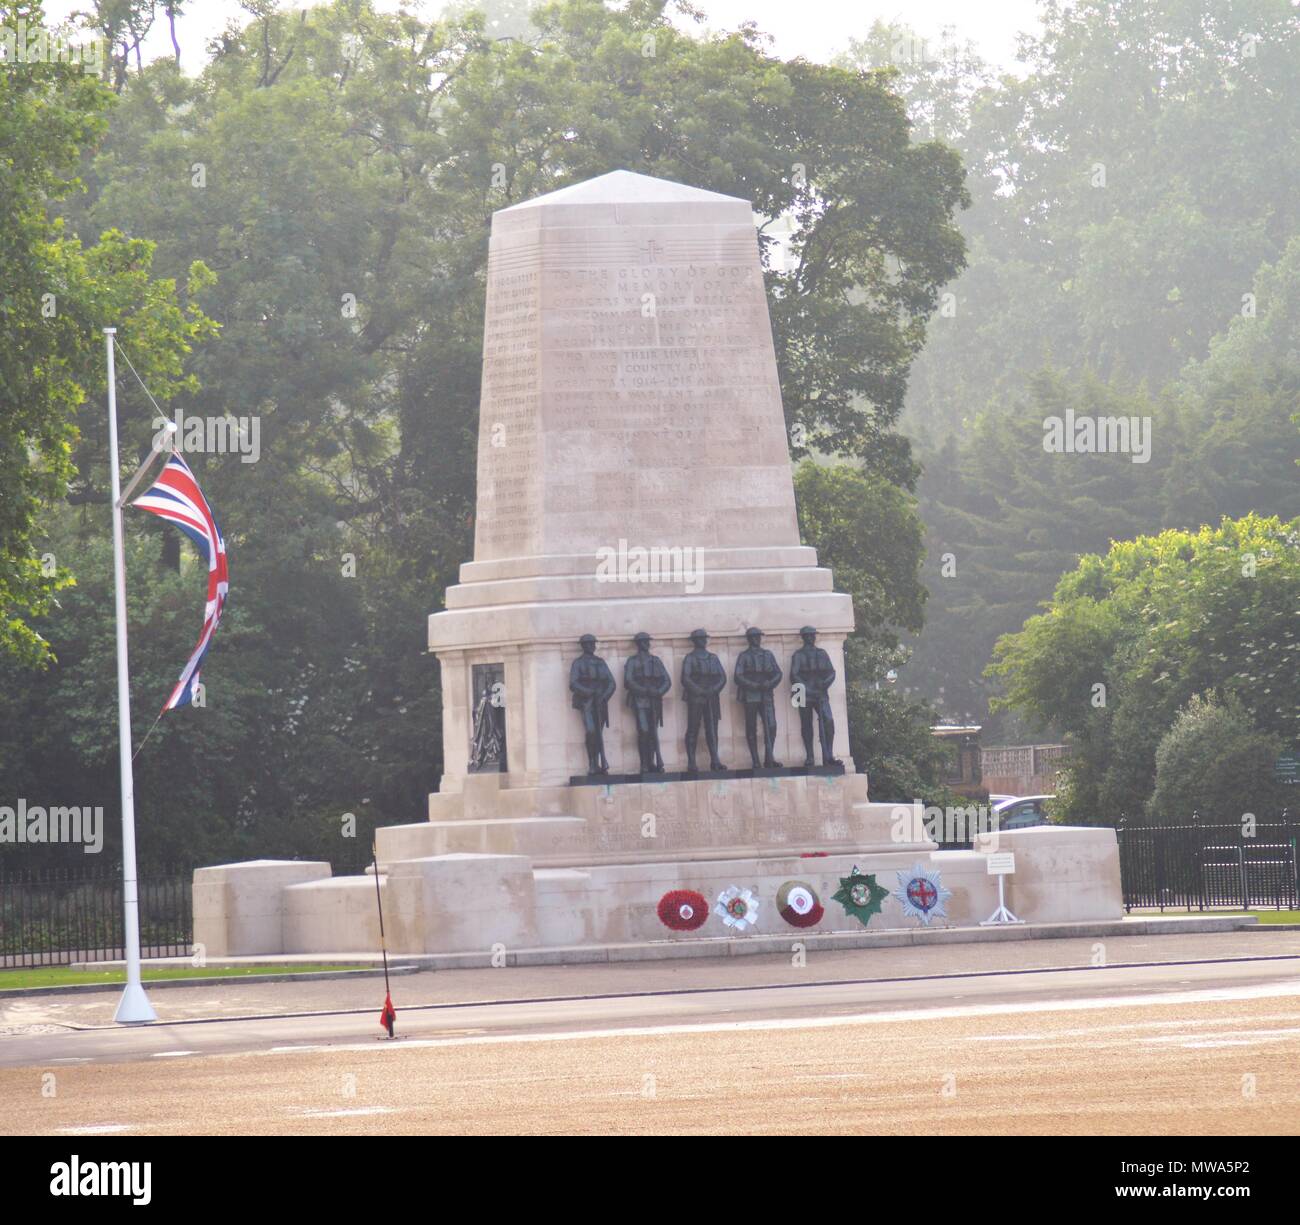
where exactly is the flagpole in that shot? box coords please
[373,842,395,1038]
[106,326,157,1025]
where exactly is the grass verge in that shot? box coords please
[1126,908,1300,924]
[0,964,369,990]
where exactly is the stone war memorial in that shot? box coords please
[195,171,1121,958]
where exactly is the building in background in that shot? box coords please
[981,743,1070,799]
[930,724,983,797]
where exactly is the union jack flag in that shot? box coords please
[131,450,229,711]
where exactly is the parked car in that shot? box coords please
[993,795,1054,830]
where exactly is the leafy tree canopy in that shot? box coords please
[0,0,212,667]
[2,0,969,867]
[986,513,1299,823]
[1147,692,1289,825]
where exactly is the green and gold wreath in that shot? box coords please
[832,868,889,927]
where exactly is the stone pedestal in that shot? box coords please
[192,859,330,956]
[193,825,1122,957]
[375,777,932,867]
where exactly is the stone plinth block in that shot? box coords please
[977,825,1123,923]
[192,859,330,957]
[383,854,540,954]
[191,826,1122,956]
[515,828,1121,948]
[282,875,384,955]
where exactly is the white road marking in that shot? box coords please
[1150,1026,1300,1049]
[258,979,1300,1055]
[151,1050,199,1058]
[791,1072,873,1081]
[1176,1039,1258,1048]
[57,1124,133,1135]
[294,1106,395,1118]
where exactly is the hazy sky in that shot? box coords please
[42,0,1040,75]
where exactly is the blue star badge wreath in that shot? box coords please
[832,866,889,927]
[892,862,952,926]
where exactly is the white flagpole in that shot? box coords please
[105,326,157,1024]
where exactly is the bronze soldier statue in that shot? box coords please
[734,626,783,769]
[790,626,841,767]
[570,634,616,775]
[624,632,671,774]
[681,628,726,772]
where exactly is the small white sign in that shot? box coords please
[986,852,1016,876]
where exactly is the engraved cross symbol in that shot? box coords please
[641,240,664,263]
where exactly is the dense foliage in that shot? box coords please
[1147,694,1290,826]
[0,0,211,667]
[986,514,1299,824]
[1,0,967,867]
[841,3,1300,741]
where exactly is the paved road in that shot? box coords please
[2,940,1299,1135]
[7,927,1299,1030]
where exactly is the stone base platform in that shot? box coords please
[193,826,1123,959]
[376,771,923,868]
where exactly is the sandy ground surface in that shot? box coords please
[3,985,1298,1136]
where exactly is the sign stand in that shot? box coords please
[981,851,1023,926]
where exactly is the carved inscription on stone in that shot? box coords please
[473,206,800,560]
[476,265,541,556]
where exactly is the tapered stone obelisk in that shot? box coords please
[429,171,856,791]
[473,172,799,560]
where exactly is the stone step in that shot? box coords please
[444,566,835,609]
[377,815,587,863]
[282,873,382,955]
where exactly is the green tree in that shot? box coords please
[835,21,993,150]
[1147,693,1288,824]
[0,0,212,669]
[894,0,1300,440]
[987,514,1300,824]
[792,461,926,653]
[905,231,1300,730]
[2,0,970,866]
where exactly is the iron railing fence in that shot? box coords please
[1117,816,1299,912]
[0,858,372,968]
[0,864,194,968]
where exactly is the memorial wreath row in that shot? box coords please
[655,864,951,934]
